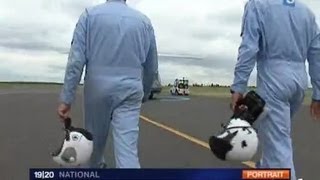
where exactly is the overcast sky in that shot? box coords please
[0,0,319,85]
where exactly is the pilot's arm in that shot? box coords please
[142,25,158,102]
[59,10,88,105]
[231,1,260,94]
[307,15,320,101]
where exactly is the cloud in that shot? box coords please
[0,47,67,82]
[135,0,245,56]
[0,0,319,87]
[158,55,257,86]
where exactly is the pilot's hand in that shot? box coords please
[231,92,244,112]
[310,100,320,121]
[57,103,71,121]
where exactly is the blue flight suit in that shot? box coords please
[231,0,320,179]
[59,0,158,168]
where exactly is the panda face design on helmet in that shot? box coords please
[51,118,93,167]
[209,118,259,161]
[60,147,77,163]
[71,134,80,141]
[209,91,265,162]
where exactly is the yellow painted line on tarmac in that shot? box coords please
[140,115,256,169]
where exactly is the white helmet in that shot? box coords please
[209,91,266,161]
[209,118,258,161]
[51,118,93,167]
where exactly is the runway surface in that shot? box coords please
[0,89,319,180]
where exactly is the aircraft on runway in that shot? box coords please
[149,71,162,99]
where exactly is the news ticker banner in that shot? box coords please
[30,168,291,180]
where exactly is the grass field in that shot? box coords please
[160,86,313,104]
[0,82,313,104]
[0,82,63,90]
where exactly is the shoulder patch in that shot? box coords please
[283,0,295,7]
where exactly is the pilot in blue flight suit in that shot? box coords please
[230,0,320,179]
[57,0,158,168]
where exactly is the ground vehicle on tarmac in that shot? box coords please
[170,77,190,96]
[149,71,162,99]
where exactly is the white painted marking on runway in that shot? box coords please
[140,115,256,168]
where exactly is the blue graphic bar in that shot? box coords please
[30,168,291,180]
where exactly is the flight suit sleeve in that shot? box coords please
[142,25,159,101]
[307,16,320,101]
[231,0,260,94]
[59,10,88,105]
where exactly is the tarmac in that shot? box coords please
[0,89,319,180]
